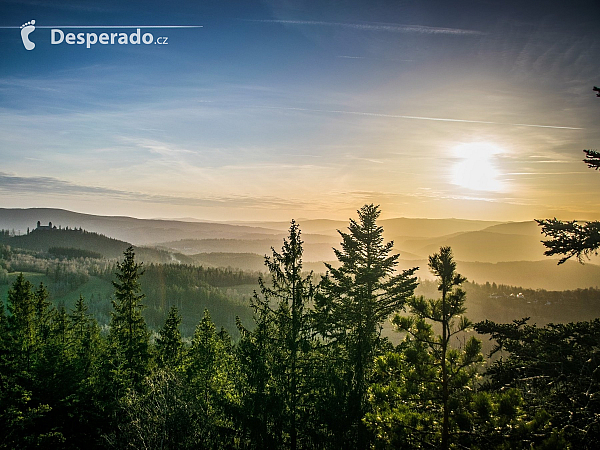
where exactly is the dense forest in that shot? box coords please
[1,204,599,449]
[0,238,258,336]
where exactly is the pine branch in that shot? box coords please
[536,218,600,264]
[583,149,600,170]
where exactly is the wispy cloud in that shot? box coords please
[0,172,312,210]
[245,19,485,36]
[346,155,384,164]
[255,106,584,130]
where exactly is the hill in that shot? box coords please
[0,208,281,245]
[406,258,600,291]
[3,208,599,290]
[228,217,501,238]
[0,227,193,264]
[158,237,340,262]
[0,227,129,259]
[398,230,548,263]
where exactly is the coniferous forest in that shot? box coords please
[1,204,599,449]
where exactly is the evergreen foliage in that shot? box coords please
[0,208,598,448]
[366,247,485,449]
[236,220,319,449]
[155,305,185,370]
[584,148,600,170]
[536,218,600,264]
[315,204,418,448]
[475,318,600,448]
[0,227,129,259]
[48,247,103,260]
[109,246,150,388]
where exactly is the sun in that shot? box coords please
[450,142,505,192]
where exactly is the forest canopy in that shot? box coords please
[0,205,598,449]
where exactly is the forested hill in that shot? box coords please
[0,227,128,258]
[0,227,192,264]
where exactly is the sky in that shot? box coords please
[1,0,599,222]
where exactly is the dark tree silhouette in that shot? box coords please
[584,148,600,170]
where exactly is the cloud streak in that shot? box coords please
[245,19,485,36]
[0,172,311,210]
[257,106,583,130]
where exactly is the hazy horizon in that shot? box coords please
[1,1,599,222]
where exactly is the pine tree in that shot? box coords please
[371,246,483,449]
[475,318,600,448]
[315,204,418,447]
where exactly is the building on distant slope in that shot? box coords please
[36,221,56,231]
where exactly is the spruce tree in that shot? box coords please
[67,295,104,448]
[68,295,102,386]
[237,221,319,448]
[6,273,36,371]
[33,283,52,349]
[156,305,184,370]
[187,309,236,446]
[315,204,418,448]
[109,246,150,388]
[258,220,316,449]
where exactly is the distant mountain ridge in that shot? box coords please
[2,207,599,290]
[0,208,554,264]
[0,208,281,245]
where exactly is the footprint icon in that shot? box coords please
[20,20,36,50]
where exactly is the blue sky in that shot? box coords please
[1,0,599,221]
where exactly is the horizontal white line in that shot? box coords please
[1,25,202,29]
[260,106,583,130]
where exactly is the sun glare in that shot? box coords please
[451,142,505,192]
